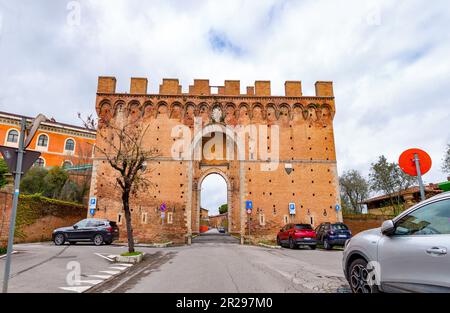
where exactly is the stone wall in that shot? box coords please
[0,191,86,245]
[343,214,394,235]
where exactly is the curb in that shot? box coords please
[114,242,173,248]
[258,243,282,249]
[0,251,18,259]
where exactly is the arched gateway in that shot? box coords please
[89,77,342,244]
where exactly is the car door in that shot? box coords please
[378,198,450,292]
[67,219,88,240]
[281,224,290,243]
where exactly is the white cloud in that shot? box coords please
[0,0,449,201]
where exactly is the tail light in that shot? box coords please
[106,226,113,232]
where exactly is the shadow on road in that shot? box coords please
[192,229,239,244]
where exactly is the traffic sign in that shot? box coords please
[335,204,341,212]
[399,148,432,176]
[0,146,41,175]
[246,209,252,214]
[89,208,96,216]
[289,203,296,215]
[245,200,253,210]
[89,197,97,209]
[160,203,166,212]
[161,211,166,219]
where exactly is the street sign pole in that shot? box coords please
[2,117,26,293]
[413,153,426,201]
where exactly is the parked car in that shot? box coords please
[52,218,119,246]
[315,222,352,250]
[218,226,226,233]
[343,192,450,293]
[277,223,317,249]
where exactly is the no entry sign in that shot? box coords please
[399,148,432,176]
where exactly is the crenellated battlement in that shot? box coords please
[97,76,334,98]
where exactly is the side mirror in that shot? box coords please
[280,229,283,232]
[381,220,395,236]
[73,225,78,229]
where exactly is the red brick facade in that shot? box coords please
[89,77,342,244]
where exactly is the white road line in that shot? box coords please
[94,253,114,262]
[59,286,91,293]
[109,266,127,271]
[100,270,120,275]
[88,274,112,279]
[74,279,103,285]
[116,263,133,267]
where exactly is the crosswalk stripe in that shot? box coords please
[74,280,103,285]
[116,263,133,267]
[109,266,127,271]
[100,270,120,275]
[59,286,91,293]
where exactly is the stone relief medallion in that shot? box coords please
[212,107,222,123]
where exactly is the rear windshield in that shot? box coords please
[295,224,312,230]
[332,224,348,230]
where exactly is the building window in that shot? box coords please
[65,139,75,152]
[62,161,73,168]
[34,158,45,167]
[283,215,289,225]
[117,213,123,225]
[6,129,19,143]
[259,213,265,226]
[310,216,315,226]
[37,134,48,147]
[141,212,148,224]
[167,212,173,224]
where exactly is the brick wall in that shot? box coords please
[343,214,393,235]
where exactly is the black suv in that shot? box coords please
[52,218,119,246]
[315,222,352,250]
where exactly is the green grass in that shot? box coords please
[120,251,143,257]
[0,247,7,255]
[259,240,278,246]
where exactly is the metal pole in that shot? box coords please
[2,117,26,293]
[413,153,426,201]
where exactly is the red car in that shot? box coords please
[276,223,317,249]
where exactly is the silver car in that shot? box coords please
[343,192,450,293]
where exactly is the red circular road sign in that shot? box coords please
[399,148,432,176]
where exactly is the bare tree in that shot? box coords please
[79,113,157,253]
[442,144,450,176]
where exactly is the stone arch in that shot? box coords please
[113,100,126,117]
[320,103,334,122]
[170,101,183,119]
[143,101,155,119]
[98,99,113,121]
[307,103,319,122]
[292,103,305,123]
[198,102,210,125]
[127,100,142,119]
[279,103,291,121]
[251,102,264,122]
[266,103,278,122]
[156,101,169,118]
[237,102,250,124]
[224,102,237,125]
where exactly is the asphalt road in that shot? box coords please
[0,231,349,293]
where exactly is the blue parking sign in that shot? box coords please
[245,200,253,210]
[89,208,95,216]
[335,204,341,212]
[289,203,296,215]
[89,197,97,209]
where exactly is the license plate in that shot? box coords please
[338,235,346,238]
[304,237,311,240]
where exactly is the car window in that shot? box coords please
[75,219,88,228]
[85,220,96,227]
[332,224,348,230]
[394,199,450,235]
[295,224,312,230]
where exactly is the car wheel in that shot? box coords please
[349,259,379,293]
[310,245,317,250]
[276,237,281,246]
[69,241,77,245]
[54,233,65,246]
[324,239,332,250]
[289,237,296,249]
[93,234,104,246]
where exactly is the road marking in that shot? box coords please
[94,253,114,262]
[88,274,112,279]
[109,266,127,271]
[74,279,103,285]
[100,270,120,275]
[59,286,91,293]
[116,263,133,267]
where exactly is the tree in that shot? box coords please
[0,158,8,189]
[339,170,369,214]
[442,144,450,175]
[80,113,156,253]
[20,167,48,194]
[218,203,228,214]
[369,155,417,215]
[43,166,69,198]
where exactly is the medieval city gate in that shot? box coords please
[90,76,342,245]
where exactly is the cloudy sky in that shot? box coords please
[1,0,449,215]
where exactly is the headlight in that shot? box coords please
[344,238,351,250]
